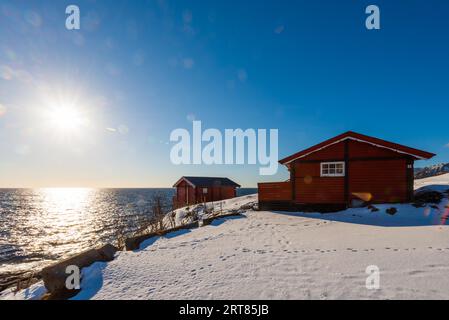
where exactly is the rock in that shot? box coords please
[386,207,397,215]
[41,244,118,299]
[240,202,257,210]
[414,190,444,204]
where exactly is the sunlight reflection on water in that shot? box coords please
[0,188,175,275]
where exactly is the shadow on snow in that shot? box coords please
[271,202,449,227]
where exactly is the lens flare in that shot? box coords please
[352,192,373,202]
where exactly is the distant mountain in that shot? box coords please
[415,163,449,179]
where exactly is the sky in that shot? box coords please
[0,0,448,188]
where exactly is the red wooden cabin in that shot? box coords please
[258,131,435,211]
[173,176,241,209]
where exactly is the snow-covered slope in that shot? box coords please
[414,173,449,192]
[3,175,449,300]
[72,197,449,300]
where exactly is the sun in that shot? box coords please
[44,102,89,136]
[48,104,86,132]
[36,85,95,140]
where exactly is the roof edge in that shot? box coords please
[173,176,241,188]
[279,131,435,165]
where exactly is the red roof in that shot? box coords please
[279,131,435,165]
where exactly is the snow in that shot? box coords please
[415,173,449,193]
[3,175,449,300]
[67,202,449,300]
[0,281,46,300]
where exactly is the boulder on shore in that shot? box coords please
[41,243,117,299]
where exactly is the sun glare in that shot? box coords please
[49,105,86,132]
[42,100,90,137]
[36,85,93,138]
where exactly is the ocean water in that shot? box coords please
[0,188,257,278]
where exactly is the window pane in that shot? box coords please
[336,168,343,174]
[329,163,336,169]
[323,169,329,174]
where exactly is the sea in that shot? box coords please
[0,188,257,285]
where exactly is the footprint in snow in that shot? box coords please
[408,270,424,275]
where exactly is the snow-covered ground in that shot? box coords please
[2,175,449,300]
[415,173,449,192]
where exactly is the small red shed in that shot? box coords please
[258,131,435,211]
[173,176,241,209]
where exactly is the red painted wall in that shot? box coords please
[291,139,410,204]
[175,181,237,208]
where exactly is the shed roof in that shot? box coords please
[279,131,435,165]
[173,176,241,188]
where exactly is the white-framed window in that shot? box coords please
[202,188,208,194]
[320,162,345,177]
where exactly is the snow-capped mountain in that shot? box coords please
[415,163,449,179]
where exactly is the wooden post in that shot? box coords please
[344,140,350,206]
[406,158,414,202]
[290,163,296,202]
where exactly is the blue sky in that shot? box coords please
[0,0,448,187]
